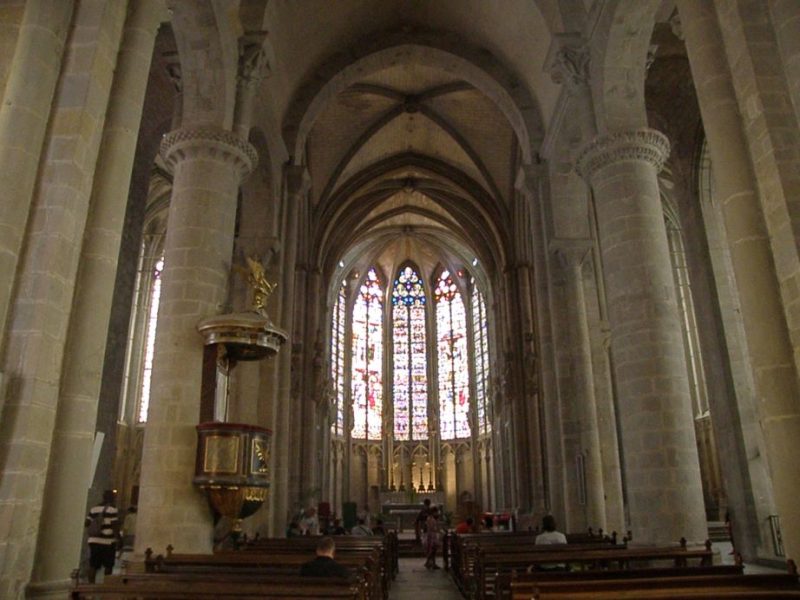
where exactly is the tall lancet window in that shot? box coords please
[138,257,164,423]
[471,279,491,435]
[330,279,347,436]
[351,268,384,440]
[435,270,471,439]
[391,265,428,441]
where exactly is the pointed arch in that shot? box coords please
[351,267,384,440]
[391,262,429,441]
[434,267,471,440]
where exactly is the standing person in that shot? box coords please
[415,498,432,543]
[85,490,119,583]
[300,537,352,578]
[424,507,441,569]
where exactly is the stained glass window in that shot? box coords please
[351,268,383,440]
[330,280,347,436]
[471,279,490,435]
[435,270,470,439]
[392,265,428,441]
[137,257,164,423]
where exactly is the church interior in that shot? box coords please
[2,0,800,597]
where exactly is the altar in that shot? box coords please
[380,491,445,531]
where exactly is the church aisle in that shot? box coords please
[390,558,463,599]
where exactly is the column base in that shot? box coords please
[25,578,73,599]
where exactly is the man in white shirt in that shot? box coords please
[534,514,567,570]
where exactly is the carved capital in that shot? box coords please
[238,32,271,89]
[575,128,670,182]
[545,33,590,92]
[160,128,258,177]
[550,239,592,270]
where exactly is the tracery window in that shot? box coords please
[391,265,428,441]
[435,270,471,439]
[137,256,164,423]
[330,279,347,436]
[351,268,383,440]
[471,280,491,435]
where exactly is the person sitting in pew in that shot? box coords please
[300,537,352,579]
[455,517,475,534]
[534,514,569,571]
[326,518,347,535]
[351,517,373,536]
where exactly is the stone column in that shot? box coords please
[552,240,607,530]
[679,0,800,561]
[0,0,73,386]
[135,129,257,555]
[577,129,707,545]
[26,2,165,596]
[0,2,128,595]
[269,166,308,535]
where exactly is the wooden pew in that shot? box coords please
[474,543,714,599]
[244,534,397,585]
[143,547,383,600]
[449,529,618,589]
[510,573,800,599]
[521,588,800,599]
[495,564,745,599]
[450,537,626,599]
[72,575,366,599]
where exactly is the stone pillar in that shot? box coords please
[679,0,800,561]
[0,0,73,382]
[135,129,257,555]
[0,2,128,595]
[576,129,707,545]
[593,322,626,532]
[26,2,165,596]
[552,240,607,530]
[269,166,308,535]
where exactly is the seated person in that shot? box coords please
[299,506,319,536]
[326,518,347,535]
[371,517,386,536]
[300,537,352,578]
[350,517,373,536]
[535,515,567,544]
[533,515,568,571]
[455,517,474,534]
[286,520,303,537]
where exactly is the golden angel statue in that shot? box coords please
[245,256,277,313]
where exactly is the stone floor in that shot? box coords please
[390,557,463,599]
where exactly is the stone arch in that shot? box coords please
[590,0,661,133]
[283,30,544,164]
[169,0,240,129]
[314,153,510,274]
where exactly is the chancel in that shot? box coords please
[1,1,800,599]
